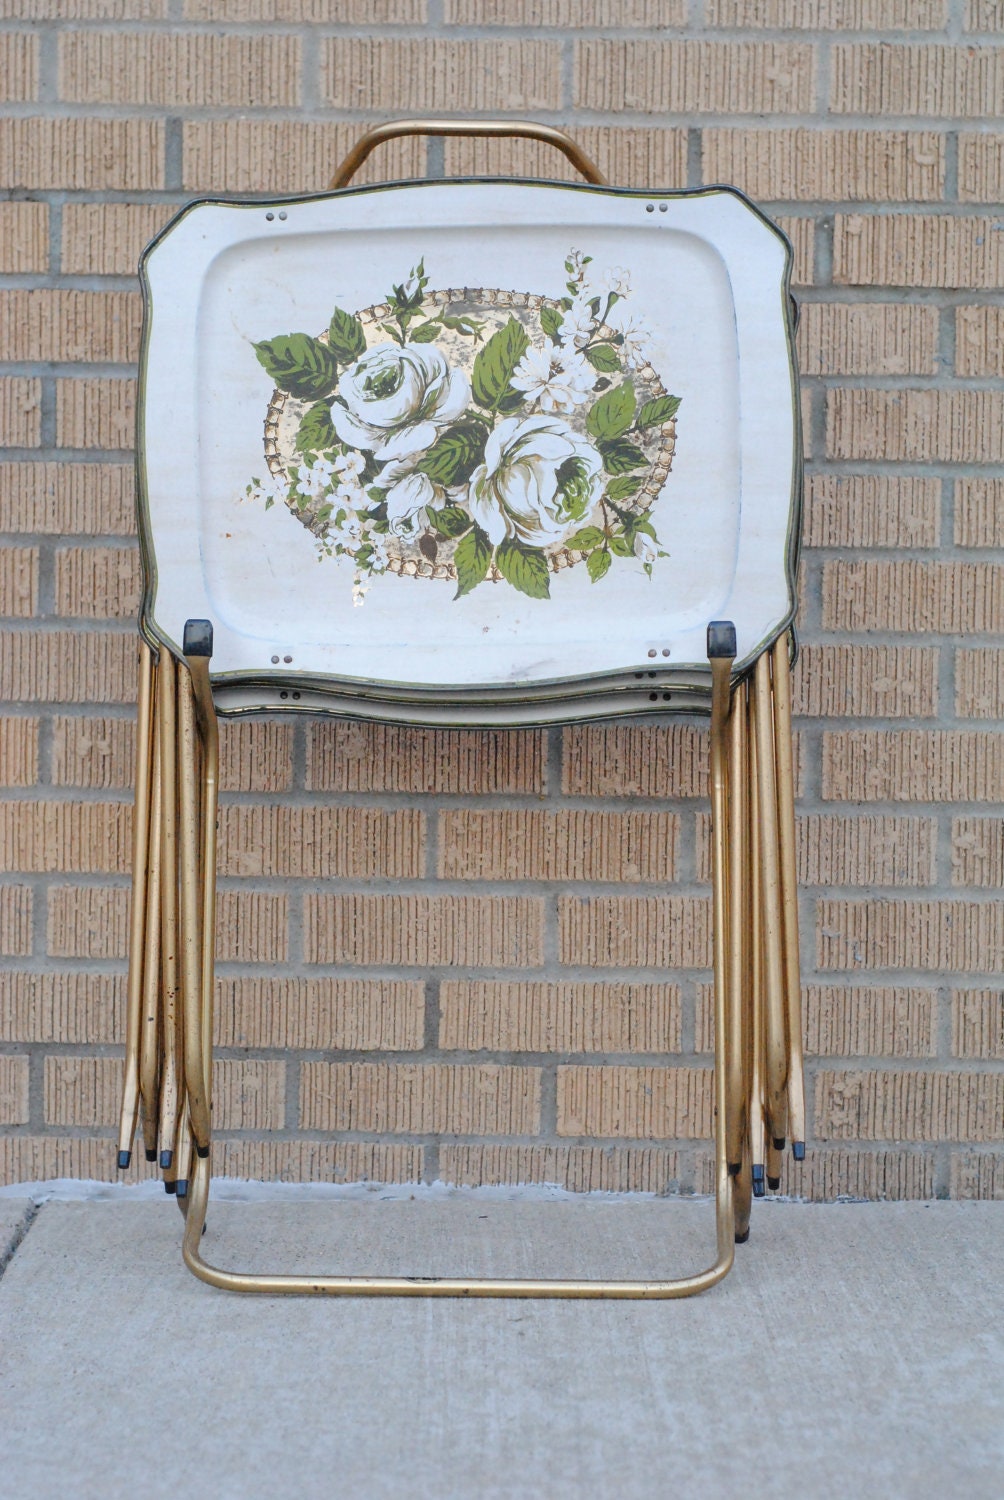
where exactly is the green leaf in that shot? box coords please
[294,402,337,456]
[636,394,682,429]
[416,421,489,486]
[565,525,605,552]
[605,474,642,501]
[585,343,621,373]
[586,380,636,442]
[495,539,550,600]
[441,313,487,340]
[409,320,442,343]
[253,333,340,401]
[540,305,564,344]
[327,307,366,364]
[453,525,492,600]
[609,532,633,557]
[428,504,472,539]
[600,438,646,475]
[471,316,530,410]
[587,548,612,583]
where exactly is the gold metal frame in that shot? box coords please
[117,119,805,1299]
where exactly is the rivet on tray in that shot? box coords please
[278,211,288,221]
[659,203,668,214]
[645,203,655,213]
[265,212,275,222]
[279,690,288,700]
[271,654,279,664]
[662,648,671,657]
[647,648,657,657]
[283,654,293,663]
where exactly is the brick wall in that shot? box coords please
[1,0,1002,1201]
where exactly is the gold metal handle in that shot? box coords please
[328,119,607,190]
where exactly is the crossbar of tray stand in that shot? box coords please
[117,640,155,1169]
[173,621,738,1298]
[327,119,607,192]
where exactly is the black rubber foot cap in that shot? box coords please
[751,1164,765,1182]
[772,1137,786,1152]
[735,1228,750,1244]
[728,1162,741,1177]
[117,1150,131,1171]
[752,1179,766,1199]
[144,1149,157,1163]
[196,1144,210,1159]
[164,1181,177,1196]
[767,1175,781,1190]
[792,1141,806,1161]
[176,1181,188,1199]
[159,1149,173,1170]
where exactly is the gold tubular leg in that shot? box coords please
[156,652,182,1173]
[177,664,212,1155]
[725,679,746,1176]
[771,636,806,1157]
[748,686,766,1196]
[138,710,163,1163]
[751,652,789,1151]
[185,651,219,1156]
[177,625,736,1299]
[117,640,155,1169]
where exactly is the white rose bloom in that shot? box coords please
[468,414,604,549]
[383,467,435,538]
[512,345,594,415]
[332,342,469,461]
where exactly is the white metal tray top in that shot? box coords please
[138,179,800,719]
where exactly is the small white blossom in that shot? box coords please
[634,532,657,567]
[559,293,595,350]
[591,265,630,299]
[512,345,594,415]
[608,305,654,371]
[368,533,390,573]
[334,450,365,479]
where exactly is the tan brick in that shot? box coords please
[214,1140,423,1185]
[955,478,1004,548]
[0,631,137,704]
[442,126,688,191]
[966,0,1004,29]
[794,645,938,719]
[56,380,135,452]
[59,31,300,107]
[0,380,41,449]
[47,885,128,959]
[0,31,36,101]
[823,730,1004,802]
[217,890,288,963]
[702,130,943,203]
[816,1068,1004,1141]
[0,718,38,788]
[439,980,681,1053]
[215,976,424,1051]
[562,723,706,797]
[323,38,561,111]
[0,548,37,618]
[803,985,936,1057]
[823,560,1004,635]
[955,649,1004,719]
[952,817,1004,888]
[0,801,131,874]
[775,216,815,285]
[0,1135,157,1188]
[0,118,163,191]
[300,1061,540,1135]
[183,120,426,194]
[804,475,940,549]
[709,0,946,22]
[0,463,135,536]
[695,1145,936,1201]
[0,1,166,13]
[0,1057,29,1126]
[834,212,1004,287]
[440,1144,682,1194]
[950,1151,1004,1199]
[557,1065,712,1139]
[576,40,814,114]
[54,546,141,620]
[798,303,937,376]
[559,896,710,969]
[306,894,543,968]
[439,809,677,883]
[44,1055,284,1130]
[0,291,142,366]
[827,389,1004,464]
[0,886,32,956]
[0,973,122,1044]
[219,720,293,793]
[952,989,1004,1059]
[833,44,1004,117]
[695,810,935,888]
[817,898,1004,974]
[0,202,47,273]
[956,305,1004,376]
[52,716,133,789]
[446,0,681,21]
[219,806,424,880]
[61,203,174,278]
[306,721,543,794]
[213,1059,286,1131]
[959,133,1004,202]
[184,0,421,14]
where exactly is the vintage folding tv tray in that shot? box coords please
[120,121,806,1298]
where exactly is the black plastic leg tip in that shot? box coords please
[728,1162,741,1177]
[792,1141,806,1161]
[176,1180,188,1199]
[117,1150,131,1171]
[195,1144,210,1159]
[144,1149,157,1163]
[735,1228,750,1245]
[767,1175,781,1191]
[772,1137,786,1152]
[159,1149,173,1170]
[164,1180,178,1196]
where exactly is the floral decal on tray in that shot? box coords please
[243,251,680,605]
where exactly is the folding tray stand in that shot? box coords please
[118,121,806,1298]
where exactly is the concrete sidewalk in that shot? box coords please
[1,1187,1002,1499]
